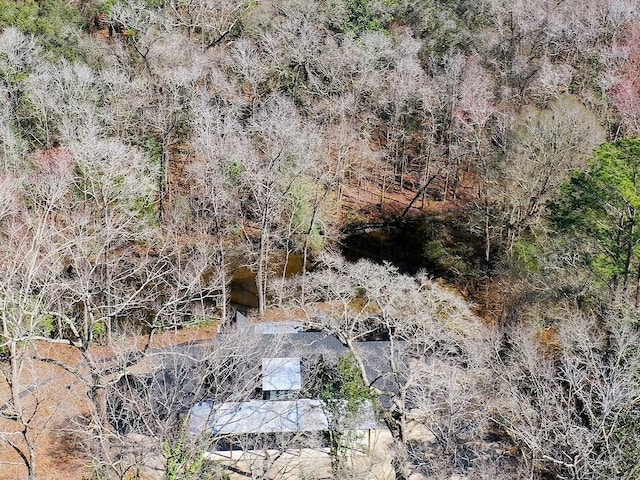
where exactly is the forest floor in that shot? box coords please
[338,176,504,324]
[0,325,219,480]
[338,176,470,226]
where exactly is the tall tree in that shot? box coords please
[494,307,640,480]
[496,95,604,255]
[279,253,491,479]
[242,95,319,316]
[188,95,245,324]
[552,138,640,301]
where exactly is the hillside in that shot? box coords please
[0,1,639,479]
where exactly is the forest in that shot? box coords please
[0,0,639,478]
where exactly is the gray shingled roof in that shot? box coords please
[254,322,305,334]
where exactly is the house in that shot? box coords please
[188,398,329,436]
[187,318,381,455]
[104,315,391,477]
[246,318,398,406]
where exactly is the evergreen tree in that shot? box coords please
[552,138,640,298]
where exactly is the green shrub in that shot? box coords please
[92,320,107,339]
[342,0,397,37]
[321,353,372,413]
[0,0,84,60]
[512,239,541,273]
[101,0,164,15]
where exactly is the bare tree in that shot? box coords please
[0,173,69,478]
[54,134,158,344]
[166,0,255,49]
[89,328,286,479]
[492,306,640,479]
[188,95,247,324]
[492,94,605,255]
[606,21,640,137]
[279,253,492,479]
[241,95,320,316]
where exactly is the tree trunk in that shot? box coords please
[220,260,228,324]
[256,227,268,317]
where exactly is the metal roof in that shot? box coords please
[188,399,376,436]
[188,399,327,435]
[262,358,301,391]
